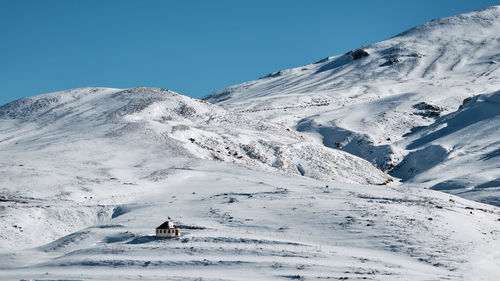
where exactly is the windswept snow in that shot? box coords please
[1,5,500,281]
[0,86,391,248]
[1,160,499,280]
[0,85,498,280]
[204,6,500,206]
[0,87,389,189]
[392,91,500,205]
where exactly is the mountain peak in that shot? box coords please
[395,5,500,38]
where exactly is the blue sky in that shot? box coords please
[1,0,498,105]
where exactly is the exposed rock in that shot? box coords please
[380,58,400,67]
[261,70,285,79]
[412,102,444,117]
[347,48,369,60]
[458,96,473,110]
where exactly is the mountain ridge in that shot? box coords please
[203,5,500,206]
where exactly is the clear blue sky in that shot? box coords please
[1,0,498,105]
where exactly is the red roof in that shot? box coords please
[156,221,175,229]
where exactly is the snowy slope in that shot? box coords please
[1,6,500,280]
[0,87,389,187]
[0,86,391,248]
[1,160,499,280]
[392,91,500,205]
[204,6,500,205]
[0,87,499,280]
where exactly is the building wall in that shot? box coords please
[156,228,181,238]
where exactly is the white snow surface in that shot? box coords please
[1,6,500,280]
[0,87,498,280]
[0,87,389,187]
[204,6,500,206]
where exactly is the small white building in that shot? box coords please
[156,220,181,238]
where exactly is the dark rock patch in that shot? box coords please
[380,58,400,67]
[412,102,444,117]
[347,49,369,60]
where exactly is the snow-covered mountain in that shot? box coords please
[0,86,391,247]
[1,6,500,281]
[1,87,498,280]
[204,6,500,206]
[0,87,389,187]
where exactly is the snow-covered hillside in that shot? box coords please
[0,87,389,188]
[1,6,500,280]
[204,6,500,206]
[0,86,390,248]
[393,91,500,205]
[1,158,499,280]
[0,86,499,280]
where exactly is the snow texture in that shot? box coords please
[204,6,500,207]
[1,5,500,281]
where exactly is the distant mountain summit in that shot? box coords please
[205,6,500,105]
[396,5,500,37]
[204,6,500,206]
